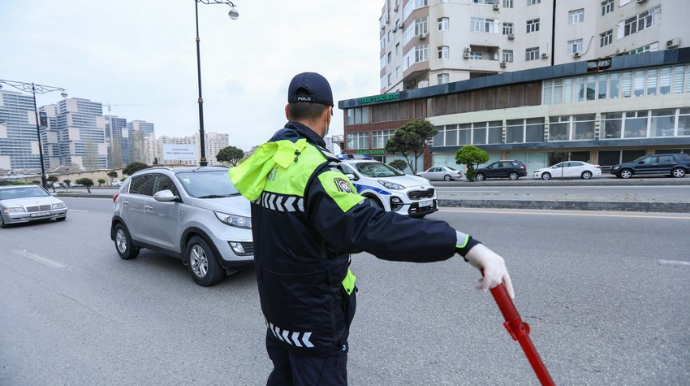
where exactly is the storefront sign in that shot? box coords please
[359,93,399,104]
[356,149,389,155]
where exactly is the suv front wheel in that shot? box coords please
[186,235,225,287]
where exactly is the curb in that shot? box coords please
[438,199,690,213]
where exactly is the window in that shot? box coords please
[152,175,178,197]
[372,130,395,148]
[503,0,514,8]
[650,109,675,137]
[471,17,498,33]
[525,118,545,142]
[438,73,449,84]
[568,39,583,54]
[395,43,400,55]
[601,0,614,16]
[487,121,502,144]
[602,112,622,139]
[415,44,429,62]
[502,23,513,35]
[347,132,370,150]
[623,111,648,138]
[569,9,584,24]
[525,47,539,61]
[502,50,513,63]
[624,6,661,37]
[472,122,487,144]
[506,119,524,143]
[679,108,690,136]
[130,174,152,195]
[438,17,449,31]
[526,19,540,33]
[469,52,482,60]
[528,0,540,5]
[549,116,570,141]
[600,30,612,47]
[415,17,428,36]
[388,73,392,86]
[346,107,370,125]
[403,0,428,21]
[573,114,595,140]
[438,46,449,59]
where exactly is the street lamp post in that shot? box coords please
[194,0,239,166]
[0,79,67,188]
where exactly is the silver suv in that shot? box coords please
[110,166,253,287]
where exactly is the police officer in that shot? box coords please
[229,72,514,386]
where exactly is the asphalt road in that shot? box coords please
[1,198,688,385]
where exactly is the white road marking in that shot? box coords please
[13,249,65,268]
[658,259,690,267]
[68,209,89,212]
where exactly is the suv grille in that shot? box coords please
[408,188,435,200]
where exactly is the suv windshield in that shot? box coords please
[354,162,405,178]
[175,171,240,198]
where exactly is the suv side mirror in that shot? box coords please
[153,189,179,202]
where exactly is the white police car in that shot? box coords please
[337,156,437,218]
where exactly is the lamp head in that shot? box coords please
[61,91,68,98]
[228,6,239,20]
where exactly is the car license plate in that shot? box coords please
[418,199,432,208]
[30,212,50,217]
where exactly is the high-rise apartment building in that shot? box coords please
[105,115,130,168]
[0,90,45,171]
[127,120,156,165]
[338,1,690,173]
[380,0,685,93]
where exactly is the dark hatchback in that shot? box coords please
[609,153,690,179]
[475,160,528,181]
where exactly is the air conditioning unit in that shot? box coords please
[573,52,581,58]
[464,47,471,53]
[541,53,549,59]
[500,61,507,68]
[666,38,680,49]
[493,4,499,10]
[615,48,622,55]
[419,32,427,40]
[463,52,470,59]
[508,33,515,40]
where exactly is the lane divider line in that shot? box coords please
[12,249,65,268]
[658,259,690,267]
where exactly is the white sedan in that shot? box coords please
[533,161,602,180]
[416,166,463,181]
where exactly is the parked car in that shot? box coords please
[533,161,602,180]
[416,166,463,181]
[475,160,527,181]
[609,153,690,179]
[110,166,253,287]
[0,185,68,228]
[338,158,437,218]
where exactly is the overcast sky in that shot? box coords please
[1,0,383,151]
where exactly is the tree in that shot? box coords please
[76,178,94,193]
[83,137,100,171]
[216,146,245,166]
[384,119,437,174]
[62,179,71,189]
[97,178,106,187]
[389,159,407,172]
[455,145,489,182]
[123,162,149,176]
[107,171,119,183]
[47,176,58,192]
[109,137,123,169]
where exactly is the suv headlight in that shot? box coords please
[3,207,26,213]
[612,166,620,170]
[377,180,405,190]
[214,211,252,229]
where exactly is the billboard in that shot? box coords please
[163,144,197,161]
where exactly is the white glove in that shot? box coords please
[464,244,515,299]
